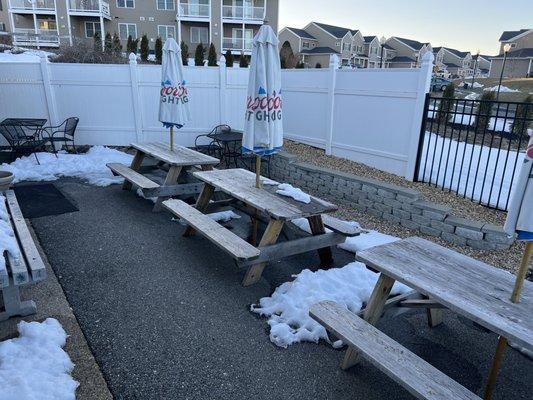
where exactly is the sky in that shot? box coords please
[278,0,533,55]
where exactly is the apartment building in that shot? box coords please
[1,0,279,57]
[490,29,533,78]
[278,22,383,68]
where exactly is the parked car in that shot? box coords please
[431,77,452,92]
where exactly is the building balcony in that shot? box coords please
[68,0,111,20]
[12,28,59,47]
[176,2,210,20]
[8,0,55,14]
[222,5,265,23]
[222,37,253,54]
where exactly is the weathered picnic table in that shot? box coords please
[162,168,360,286]
[107,142,219,211]
[311,237,533,400]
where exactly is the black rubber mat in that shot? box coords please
[13,183,79,219]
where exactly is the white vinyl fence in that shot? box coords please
[0,52,433,179]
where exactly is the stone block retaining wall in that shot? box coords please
[270,153,514,250]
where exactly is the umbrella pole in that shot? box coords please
[255,155,262,188]
[170,126,174,152]
[484,242,532,400]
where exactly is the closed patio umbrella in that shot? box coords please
[242,25,283,188]
[485,128,532,399]
[159,37,191,151]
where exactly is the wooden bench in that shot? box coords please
[310,301,481,400]
[162,199,260,262]
[107,162,160,191]
[0,190,47,321]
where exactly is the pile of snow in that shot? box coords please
[1,146,133,186]
[251,262,410,348]
[484,85,520,93]
[0,318,78,400]
[0,194,22,271]
[339,230,400,253]
[464,92,479,100]
[472,82,483,88]
[489,117,513,133]
[276,183,311,204]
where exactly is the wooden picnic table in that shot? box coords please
[316,236,532,399]
[162,168,360,286]
[107,142,219,212]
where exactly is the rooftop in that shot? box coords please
[499,29,531,42]
[285,27,316,40]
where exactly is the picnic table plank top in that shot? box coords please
[131,142,219,166]
[356,237,533,352]
[193,168,337,221]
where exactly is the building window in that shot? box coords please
[335,42,340,47]
[302,41,309,49]
[119,23,137,40]
[85,21,101,38]
[117,0,135,8]
[342,42,351,51]
[158,25,176,41]
[190,26,208,44]
[157,0,174,10]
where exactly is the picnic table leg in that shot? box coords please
[426,297,443,328]
[242,219,284,286]
[307,215,334,267]
[341,273,396,370]
[153,165,183,212]
[183,183,215,237]
[122,150,145,190]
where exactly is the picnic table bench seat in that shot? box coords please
[310,301,481,400]
[1,191,47,321]
[107,162,160,191]
[162,199,260,262]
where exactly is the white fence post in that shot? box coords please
[325,54,339,155]
[404,51,433,181]
[39,53,58,126]
[129,53,143,142]
[219,55,227,125]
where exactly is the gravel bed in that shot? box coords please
[283,140,527,274]
[284,140,507,226]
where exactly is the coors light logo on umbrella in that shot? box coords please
[159,37,191,151]
[242,25,283,187]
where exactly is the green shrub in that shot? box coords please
[239,53,249,68]
[476,91,495,133]
[126,35,139,54]
[194,43,205,66]
[437,83,455,123]
[112,33,122,57]
[180,41,189,65]
[511,95,532,137]
[140,34,149,62]
[93,32,102,53]
[104,33,112,55]
[207,43,217,66]
[155,37,163,64]
[225,50,234,67]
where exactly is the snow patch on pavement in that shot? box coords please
[1,146,133,186]
[207,210,241,222]
[276,183,311,204]
[0,318,78,400]
[251,262,410,348]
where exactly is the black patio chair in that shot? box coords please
[41,117,79,154]
[193,124,232,160]
[0,124,49,165]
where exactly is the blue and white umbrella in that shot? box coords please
[242,25,283,187]
[504,128,533,302]
[158,37,191,150]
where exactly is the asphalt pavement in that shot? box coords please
[29,179,533,400]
